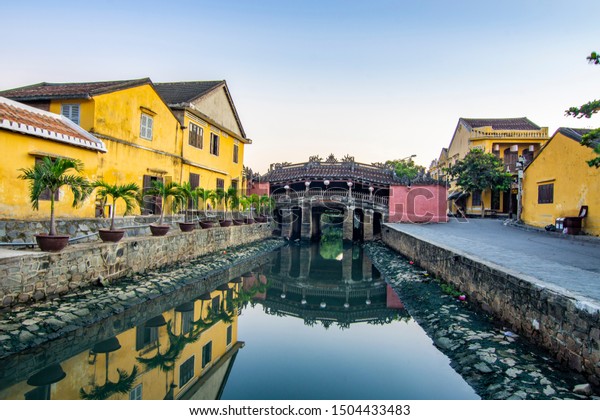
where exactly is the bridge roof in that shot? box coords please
[265,161,398,186]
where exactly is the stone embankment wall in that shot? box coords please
[0,223,272,308]
[382,226,600,387]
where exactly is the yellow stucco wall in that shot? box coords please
[0,285,239,400]
[522,132,600,236]
[0,130,100,220]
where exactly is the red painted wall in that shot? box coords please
[388,184,448,223]
[247,181,270,197]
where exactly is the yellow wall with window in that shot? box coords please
[0,130,100,219]
[522,131,600,236]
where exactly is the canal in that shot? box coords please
[0,234,590,400]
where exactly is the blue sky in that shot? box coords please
[1,0,599,173]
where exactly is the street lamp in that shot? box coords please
[516,156,525,222]
[347,181,353,198]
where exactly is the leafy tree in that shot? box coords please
[386,158,424,180]
[565,51,600,168]
[93,181,140,230]
[18,157,91,236]
[446,149,512,193]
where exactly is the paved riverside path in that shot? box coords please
[386,218,600,304]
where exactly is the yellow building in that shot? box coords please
[0,78,251,218]
[0,96,106,219]
[155,81,251,200]
[0,280,242,400]
[522,128,600,236]
[438,118,548,216]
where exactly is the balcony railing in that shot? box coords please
[470,128,548,140]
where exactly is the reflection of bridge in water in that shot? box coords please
[245,244,409,328]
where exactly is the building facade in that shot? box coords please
[521,128,600,236]
[0,78,251,219]
[437,118,548,216]
[0,96,106,219]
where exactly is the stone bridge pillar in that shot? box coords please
[343,206,354,242]
[280,206,293,239]
[301,200,312,241]
[363,209,374,241]
[362,251,372,280]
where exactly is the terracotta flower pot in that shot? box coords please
[219,219,233,227]
[199,221,216,229]
[232,219,245,226]
[244,217,255,224]
[98,229,125,242]
[254,216,267,223]
[150,224,170,236]
[178,222,196,232]
[35,234,69,252]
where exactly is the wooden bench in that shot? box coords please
[556,205,588,235]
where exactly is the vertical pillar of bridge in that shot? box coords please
[300,200,312,241]
[363,209,374,241]
[280,205,293,239]
[299,245,311,279]
[311,210,321,240]
[342,246,353,281]
[343,206,354,242]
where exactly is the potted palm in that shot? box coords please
[234,196,250,225]
[175,182,196,232]
[246,193,260,224]
[221,186,238,227]
[18,157,91,252]
[197,187,217,229]
[256,194,274,223]
[93,181,140,242]
[145,181,182,236]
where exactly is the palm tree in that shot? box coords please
[196,188,216,213]
[93,181,140,230]
[214,188,226,216]
[175,182,196,223]
[145,181,183,226]
[259,194,274,217]
[249,193,260,219]
[18,157,91,236]
[225,186,238,219]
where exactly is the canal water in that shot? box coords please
[0,236,590,400]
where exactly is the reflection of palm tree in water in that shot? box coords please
[80,337,138,400]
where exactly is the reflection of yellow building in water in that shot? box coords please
[435,118,548,216]
[0,279,243,400]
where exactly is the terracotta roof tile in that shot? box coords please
[0,96,106,152]
[0,78,151,100]
[462,117,541,131]
[265,162,397,185]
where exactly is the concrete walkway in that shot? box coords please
[387,218,600,303]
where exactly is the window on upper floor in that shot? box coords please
[233,143,239,164]
[140,113,153,140]
[538,183,554,204]
[210,133,220,156]
[189,122,203,149]
[61,104,80,125]
[216,178,225,191]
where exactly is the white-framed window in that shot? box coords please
[140,113,153,140]
[210,133,219,156]
[61,104,80,125]
[129,383,142,400]
[189,122,203,149]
